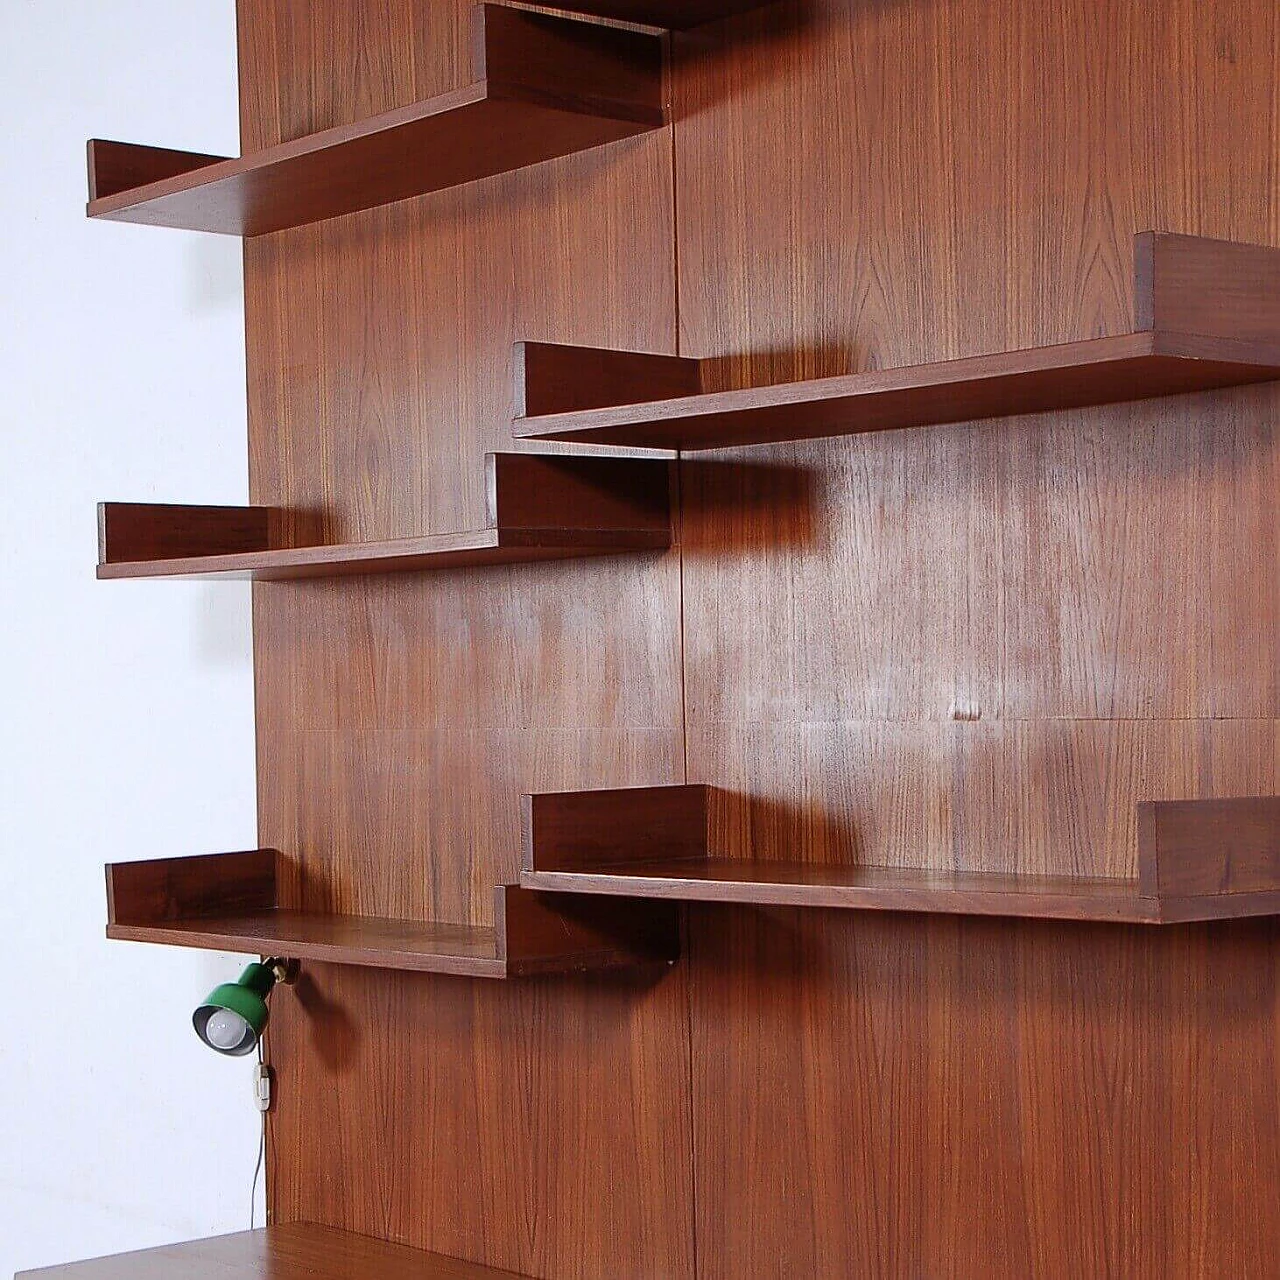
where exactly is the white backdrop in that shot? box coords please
[0,2,265,1272]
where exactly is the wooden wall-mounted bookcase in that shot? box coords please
[78,0,1280,1272]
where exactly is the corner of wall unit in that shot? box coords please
[519,784,1280,924]
[511,232,1280,450]
[105,848,680,978]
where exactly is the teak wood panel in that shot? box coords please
[15,1223,531,1279]
[86,6,664,236]
[687,909,1280,1278]
[211,0,1280,1276]
[236,0,690,1271]
[670,0,1280,1272]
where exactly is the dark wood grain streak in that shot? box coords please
[86,6,664,235]
[16,1222,530,1279]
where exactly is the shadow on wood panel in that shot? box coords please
[680,459,820,551]
[290,969,363,1071]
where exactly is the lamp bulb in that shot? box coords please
[205,1007,251,1052]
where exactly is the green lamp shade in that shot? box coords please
[193,962,276,1056]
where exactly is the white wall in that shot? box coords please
[0,2,265,1273]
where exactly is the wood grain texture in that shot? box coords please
[513,234,1280,449]
[88,6,664,235]
[670,0,1280,1270]
[237,0,691,1269]
[687,908,1280,1278]
[17,1222,530,1279]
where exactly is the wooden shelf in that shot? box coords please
[512,233,1280,450]
[97,455,672,581]
[520,786,1280,924]
[84,5,663,236]
[107,849,680,978]
[549,0,774,28]
[16,1222,529,1279]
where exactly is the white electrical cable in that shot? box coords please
[250,1039,266,1229]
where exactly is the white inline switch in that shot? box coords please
[253,1062,272,1113]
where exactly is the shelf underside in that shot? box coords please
[16,1223,530,1279]
[109,909,513,976]
[521,859,1280,923]
[96,527,670,581]
[513,331,1280,450]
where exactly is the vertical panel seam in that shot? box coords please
[667,29,701,1280]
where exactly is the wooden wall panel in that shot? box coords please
[267,963,691,1278]
[237,0,691,1274]
[688,909,1280,1278]
[674,0,1280,1272]
[674,0,1280,881]
[227,0,1280,1272]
